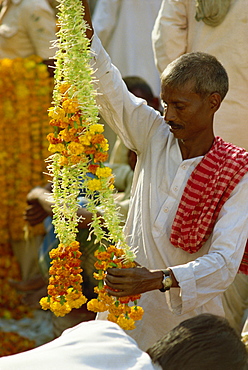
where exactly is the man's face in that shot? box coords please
[161,82,213,142]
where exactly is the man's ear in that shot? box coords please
[209,92,222,113]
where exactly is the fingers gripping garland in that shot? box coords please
[39,0,143,329]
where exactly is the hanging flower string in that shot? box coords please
[40,0,143,329]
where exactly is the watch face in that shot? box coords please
[163,276,172,288]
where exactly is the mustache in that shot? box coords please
[166,121,183,129]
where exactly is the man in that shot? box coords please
[82,1,248,350]
[0,314,247,369]
[152,2,248,333]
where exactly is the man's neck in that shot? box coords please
[178,134,215,160]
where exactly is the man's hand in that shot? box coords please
[104,266,164,297]
[24,186,53,226]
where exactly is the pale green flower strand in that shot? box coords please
[48,0,135,260]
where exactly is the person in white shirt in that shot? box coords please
[0,314,247,370]
[81,1,248,351]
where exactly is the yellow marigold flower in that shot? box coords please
[68,142,84,155]
[129,306,144,321]
[24,60,36,70]
[59,83,71,95]
[48,107,67,121]
[62,98,79,114]
[99,138,109,152]
[98,291,115,305]
[93,271,105,280]
[87,299,108,312]
[107,313,118,323]
[49,248,60,259]
[79,134,92,146]
[58,156,69,166]
[70,155,85,164]
[48,143,65,153]
[50,301,71,317]
[108,304,124,316]
[117,314,136,330]
[39,297,50,310]
[95,166,112,179]
[89,124,104,134]
[16,83,30,99]
[68,295,87,309]
[59,129,73,142]
[87,178,102,191]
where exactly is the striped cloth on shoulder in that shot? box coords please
[170,136,248,274]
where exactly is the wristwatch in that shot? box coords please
[159,269,173,292]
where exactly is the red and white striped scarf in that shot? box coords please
[170,136,248,274]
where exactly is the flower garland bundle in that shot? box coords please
[40,0,144,329]
[87,245,144,330]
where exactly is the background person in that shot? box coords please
[0,314,247,370]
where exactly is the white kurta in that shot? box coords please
[152,0,248,150]
[92,34,248,350]
[0,321,157,370]
[0,0,57,59]
[92,0,162,97]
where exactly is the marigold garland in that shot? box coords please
[40,0,143,329]
[0,54,53,357]
[0,56,53,244]
[0,331,36,357]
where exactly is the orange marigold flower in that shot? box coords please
[88,163,100,174]
[84,147,96,155]
[47,132,63,144]
[93,152,108,163]
[129,294,142,302]
[91,133,105,145]
[94,250,111,260]
[94,260,109,270]
[119,296,131,304]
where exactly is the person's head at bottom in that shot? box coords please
[147,313,248,370]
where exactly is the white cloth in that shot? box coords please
[0,0,57,59]
[0,321,157,370]
[91,34,248,350]
[152,0,248,150]
[92,0,162,97]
